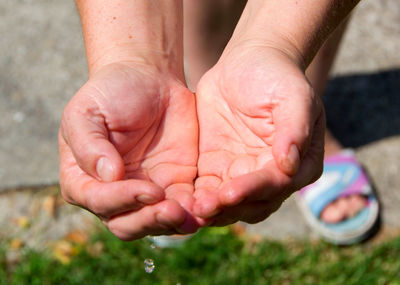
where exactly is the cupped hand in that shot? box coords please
[59,62,205,240]
[193,45,325,226]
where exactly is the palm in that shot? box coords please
[60,63,200,238]
[194,48,325,224]
[97,65,198,197]
[196,64,276,185]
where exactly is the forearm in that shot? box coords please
[75,0,184,76]
[227,0,359,69]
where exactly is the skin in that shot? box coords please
[184,2,366,225]
[188,0,363,225]
[193,45,325,225]
[60,0,362,240]
[60,0,207,240]
[59,61,206,240]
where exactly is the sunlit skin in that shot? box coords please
[59,62,206,240]
[193,45,326,226]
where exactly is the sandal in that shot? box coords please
[296,149,379,245]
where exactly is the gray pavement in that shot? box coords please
[0,0,399,242]
[0,0,86,188]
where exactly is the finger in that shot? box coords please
[291,111,325,189]
[61,88,124,182]
[165,183,195,210]
[217,159,292,207]
[193,187,221,218]
[272,82,322,176]
[210,200,282,227]
[217,114,325,208]
[106,200,196,241]
[218,129,324,208]
[65,177,165,220]
[59,137,165,219]
[165,183,210,228]
[237,200,282,224]
[193,175,223,218]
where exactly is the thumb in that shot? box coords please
[272,86,322,176]
[61,95,125,182]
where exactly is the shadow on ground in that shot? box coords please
[324,68,400,147]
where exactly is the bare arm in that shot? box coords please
[75,0,184,77]
[225,0,359,68]
[59,1,203,240]
[193,0,361,222]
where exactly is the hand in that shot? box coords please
[59,62,204,240]
[193,45,325,226]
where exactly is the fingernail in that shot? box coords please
[137,195,158,204]
[282,144,300,176]
[96,157,115,182]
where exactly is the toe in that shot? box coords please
[346,195,367,218]
[320,202,345,224]
[335,197,349,214]
[320,195,368,224]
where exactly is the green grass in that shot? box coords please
[1,227,400,284]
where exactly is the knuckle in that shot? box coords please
[85,196,105,217]
[61,101,76,131]
[59,186,75,205]
[59,179,78,206]
[221,186,243,206]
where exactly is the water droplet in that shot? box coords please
[144,258,155,273]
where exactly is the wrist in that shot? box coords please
[224,0,313,70]
[223,35,306,71]
[227,0,359,69]
[76,0,184,78]
[87,43,184,78]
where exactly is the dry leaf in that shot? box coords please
[13,216,30,229]
[65,230,89,245]
[42,195,56,217]
[52,240,79,264]
[10,238,24,250]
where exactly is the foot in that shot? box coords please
[320,194,367,223]
[319,130,367,224]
